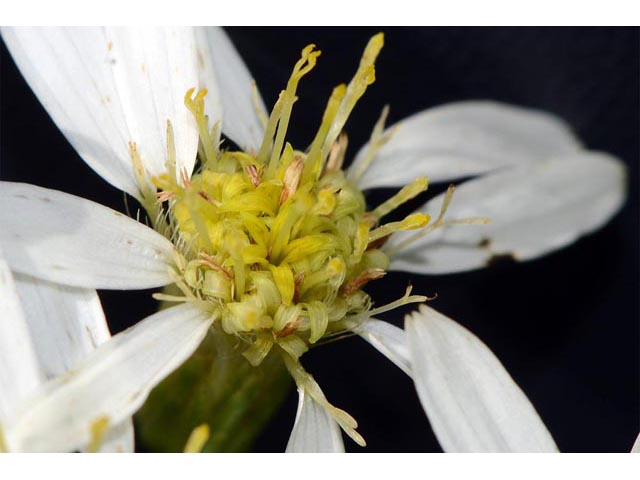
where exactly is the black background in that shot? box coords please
[1,27,638,452]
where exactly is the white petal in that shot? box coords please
[7,303,212,453]
[14,274,111,380]
[1,27,199,198]
[195,27,266,153]
[2,258,137,453]
[354,318,412,377]
[95,420,135,453]
[14,275,138,453]
[406,305,558,452]
[389,151,626,274]
[350,101,581,190]
[0,182,175,289]
[286,387,345,453]
[0,254,43,425]
[632,433,640,453]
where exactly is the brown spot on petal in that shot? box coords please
[478,237,492,248]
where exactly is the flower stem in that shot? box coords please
[135,329,291,452]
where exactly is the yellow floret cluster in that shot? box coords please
[149,34,430,370]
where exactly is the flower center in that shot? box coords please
[148,33,431,369]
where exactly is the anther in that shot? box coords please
[198,252,233,281]
[342,268,386,296]
[245,164,261,187]
[280,156,304,205]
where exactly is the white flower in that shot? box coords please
[0,27,626,453]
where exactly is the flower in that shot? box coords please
[0,27,626,452]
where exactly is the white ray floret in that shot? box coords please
[0,252,134,452]
[387,151,626,274]
[1,27,200,199]
[5,304,213,453]
[350,100,582,189]
[286,388,345,453]
[353,318,412,377]
[405,305,558,452]
[195,27,267,152]
[0,182,175,290]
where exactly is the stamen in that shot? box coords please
[275,315,302,338]
[130,141,171,234]
[370,177,429,221]
[305,84,347,179]
[197,190,217,206]
[347,104,395,183]
[129,141,154,201]
[322,33,384,158]
[180,167,191,189]
[251,81,269,130]
[86,415,110,453]
[293,272,304,303]
[279,155,304,205]
[283,355,366,447]
[165,119,177,181]
[368,213,431,243]
[245,164,261,187]
[152,293,191,304]
[364,284,427,317]
[185,88,218,168]
[156,190,174,203]
[325,132,349,174]
[266,45,321,177]
[385,185,491,255]
[198,252,233,281]
[183,424,211,453]
[256,93,285,164]
[342,268,386,296]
